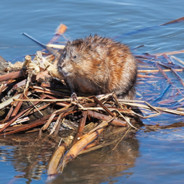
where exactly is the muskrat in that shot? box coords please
[57,35,137,99]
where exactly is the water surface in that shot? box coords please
[0,0,184,183]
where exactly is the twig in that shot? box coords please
[2,105,14,123]
[161,16,184,25]
[76,111,88,138]
[112,127,132,150]
[93,96,114,116]
[49,113,63,135]
[46,44,65,49]
[88,117,115,134]
[0,107,31,133]
[78,126,133,155]
[14,97,85,102]
[113,109,138,130]
[1,115,51,135]
[87,111,127,127]
[138,68,183,73]
[170,68,184,87]
[171,55,184,67]
[153,84,171,103]
[156,62,182,95]
[154,49,184,56]
[0,94,22,110]
[41,105,72,132]
[11,94,24,117]
[0,71,25,82]
[47,136,73,175]
[118,100,184,116]
[48,24,67,44]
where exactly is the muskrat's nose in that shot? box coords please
[60,61,66,68]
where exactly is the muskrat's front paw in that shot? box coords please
[71,92,78,102]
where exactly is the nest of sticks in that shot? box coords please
[0,48,143,174]
[1,19,184,175]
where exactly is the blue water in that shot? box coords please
[1,0,184,61]
[0,0,184,183]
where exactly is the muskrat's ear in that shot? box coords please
[71,39,84,49]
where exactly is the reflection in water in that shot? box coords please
[47,138,139,184]
[0,133,57,183]
[0,134,139,184]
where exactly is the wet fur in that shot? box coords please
[58,35,137,99]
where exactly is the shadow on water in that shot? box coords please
[0,133,140,184]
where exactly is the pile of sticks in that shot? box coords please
[0,53,143,173]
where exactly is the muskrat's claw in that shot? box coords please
[71,92,78,102]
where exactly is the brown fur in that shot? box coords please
[57,35,137,99]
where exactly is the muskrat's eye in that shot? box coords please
[73,55,77,59]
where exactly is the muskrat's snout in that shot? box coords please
[58,60,68,78]
[58,43,82,78]
[58,50,74,78]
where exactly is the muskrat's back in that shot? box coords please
[58,35,137,99]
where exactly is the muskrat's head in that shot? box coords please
[58,37,99,79]
[57,40,82,78]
